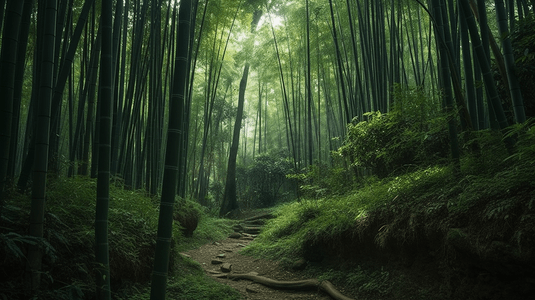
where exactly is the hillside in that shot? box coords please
[243,127,535,299]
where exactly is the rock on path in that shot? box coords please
[183,213,333,299]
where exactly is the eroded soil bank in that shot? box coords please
[189,199,535,300]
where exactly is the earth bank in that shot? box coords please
[233,178,535,300]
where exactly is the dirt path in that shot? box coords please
[184,236,333,300]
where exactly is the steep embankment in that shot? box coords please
[243,163,535,300]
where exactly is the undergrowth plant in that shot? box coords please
[243,118,535,300]
[236,151,295,208]
[315,266,395,297]
[451,120,535,213]
[339,85,449,179]
[0,176,238,300]
[288,161,355,199]
[243,164,453,261]
[248,123,535,260]
[117,256,241,300]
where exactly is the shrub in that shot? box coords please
[339,86,449,178]
[0,177,182,299]
[173,197,202,237]
[236,152,295,208]
[340,112,448,178]
[288,163,355,199]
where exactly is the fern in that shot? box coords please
[1,232,39,260]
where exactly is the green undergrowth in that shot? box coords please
[243,164,455,261]
[243,126,535,299]
[118,255,240,300]
[0,177,239,300]
[175,216,235,252]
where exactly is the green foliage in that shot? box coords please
[174,197,203,237]
[452,120,535,213]
[175,216,236,252]
[391,84,443,124]
[1,232,41,260]
[459,129,509,176]
[288,162,354,198]
[339,86,449,178]
[117,256,241,300]
[236,152,295,207]
[496,16,535,118]
[244,130,535,298]
[166,266,241,300]
[40,177,169,286]
[0,176,238,300]
[504,118,535,164]
[316,266,394,297]
[510,16,535,66]
[245,117,535,267]
[244,164,453,260]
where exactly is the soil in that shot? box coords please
[184,236,339,300]
[184,195,535,300]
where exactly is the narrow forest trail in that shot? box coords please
[183,213,353,300]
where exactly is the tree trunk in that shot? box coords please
[94,0,113,298]
[220,63,249,217]
[431,0,460,168]
[494,0,526,123]
[459,0,509,130]
[0,0,25,202]
[306,0,313,166]
[460,3,479,130]
[328,0,350,123]
[26,0,57,291]
[220,8,262,217]
[7,0,34,181]
[48,0,95,175]
[268,12,297,169]
[150,0,194,298]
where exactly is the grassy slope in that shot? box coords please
[243,129,535,300]
[0,177,241,300]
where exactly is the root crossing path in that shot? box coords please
[183,214,355,300]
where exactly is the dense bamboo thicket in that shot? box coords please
[0,0,534,298]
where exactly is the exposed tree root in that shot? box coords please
[213,272,355,300]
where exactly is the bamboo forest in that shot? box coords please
[1,0,535,299]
